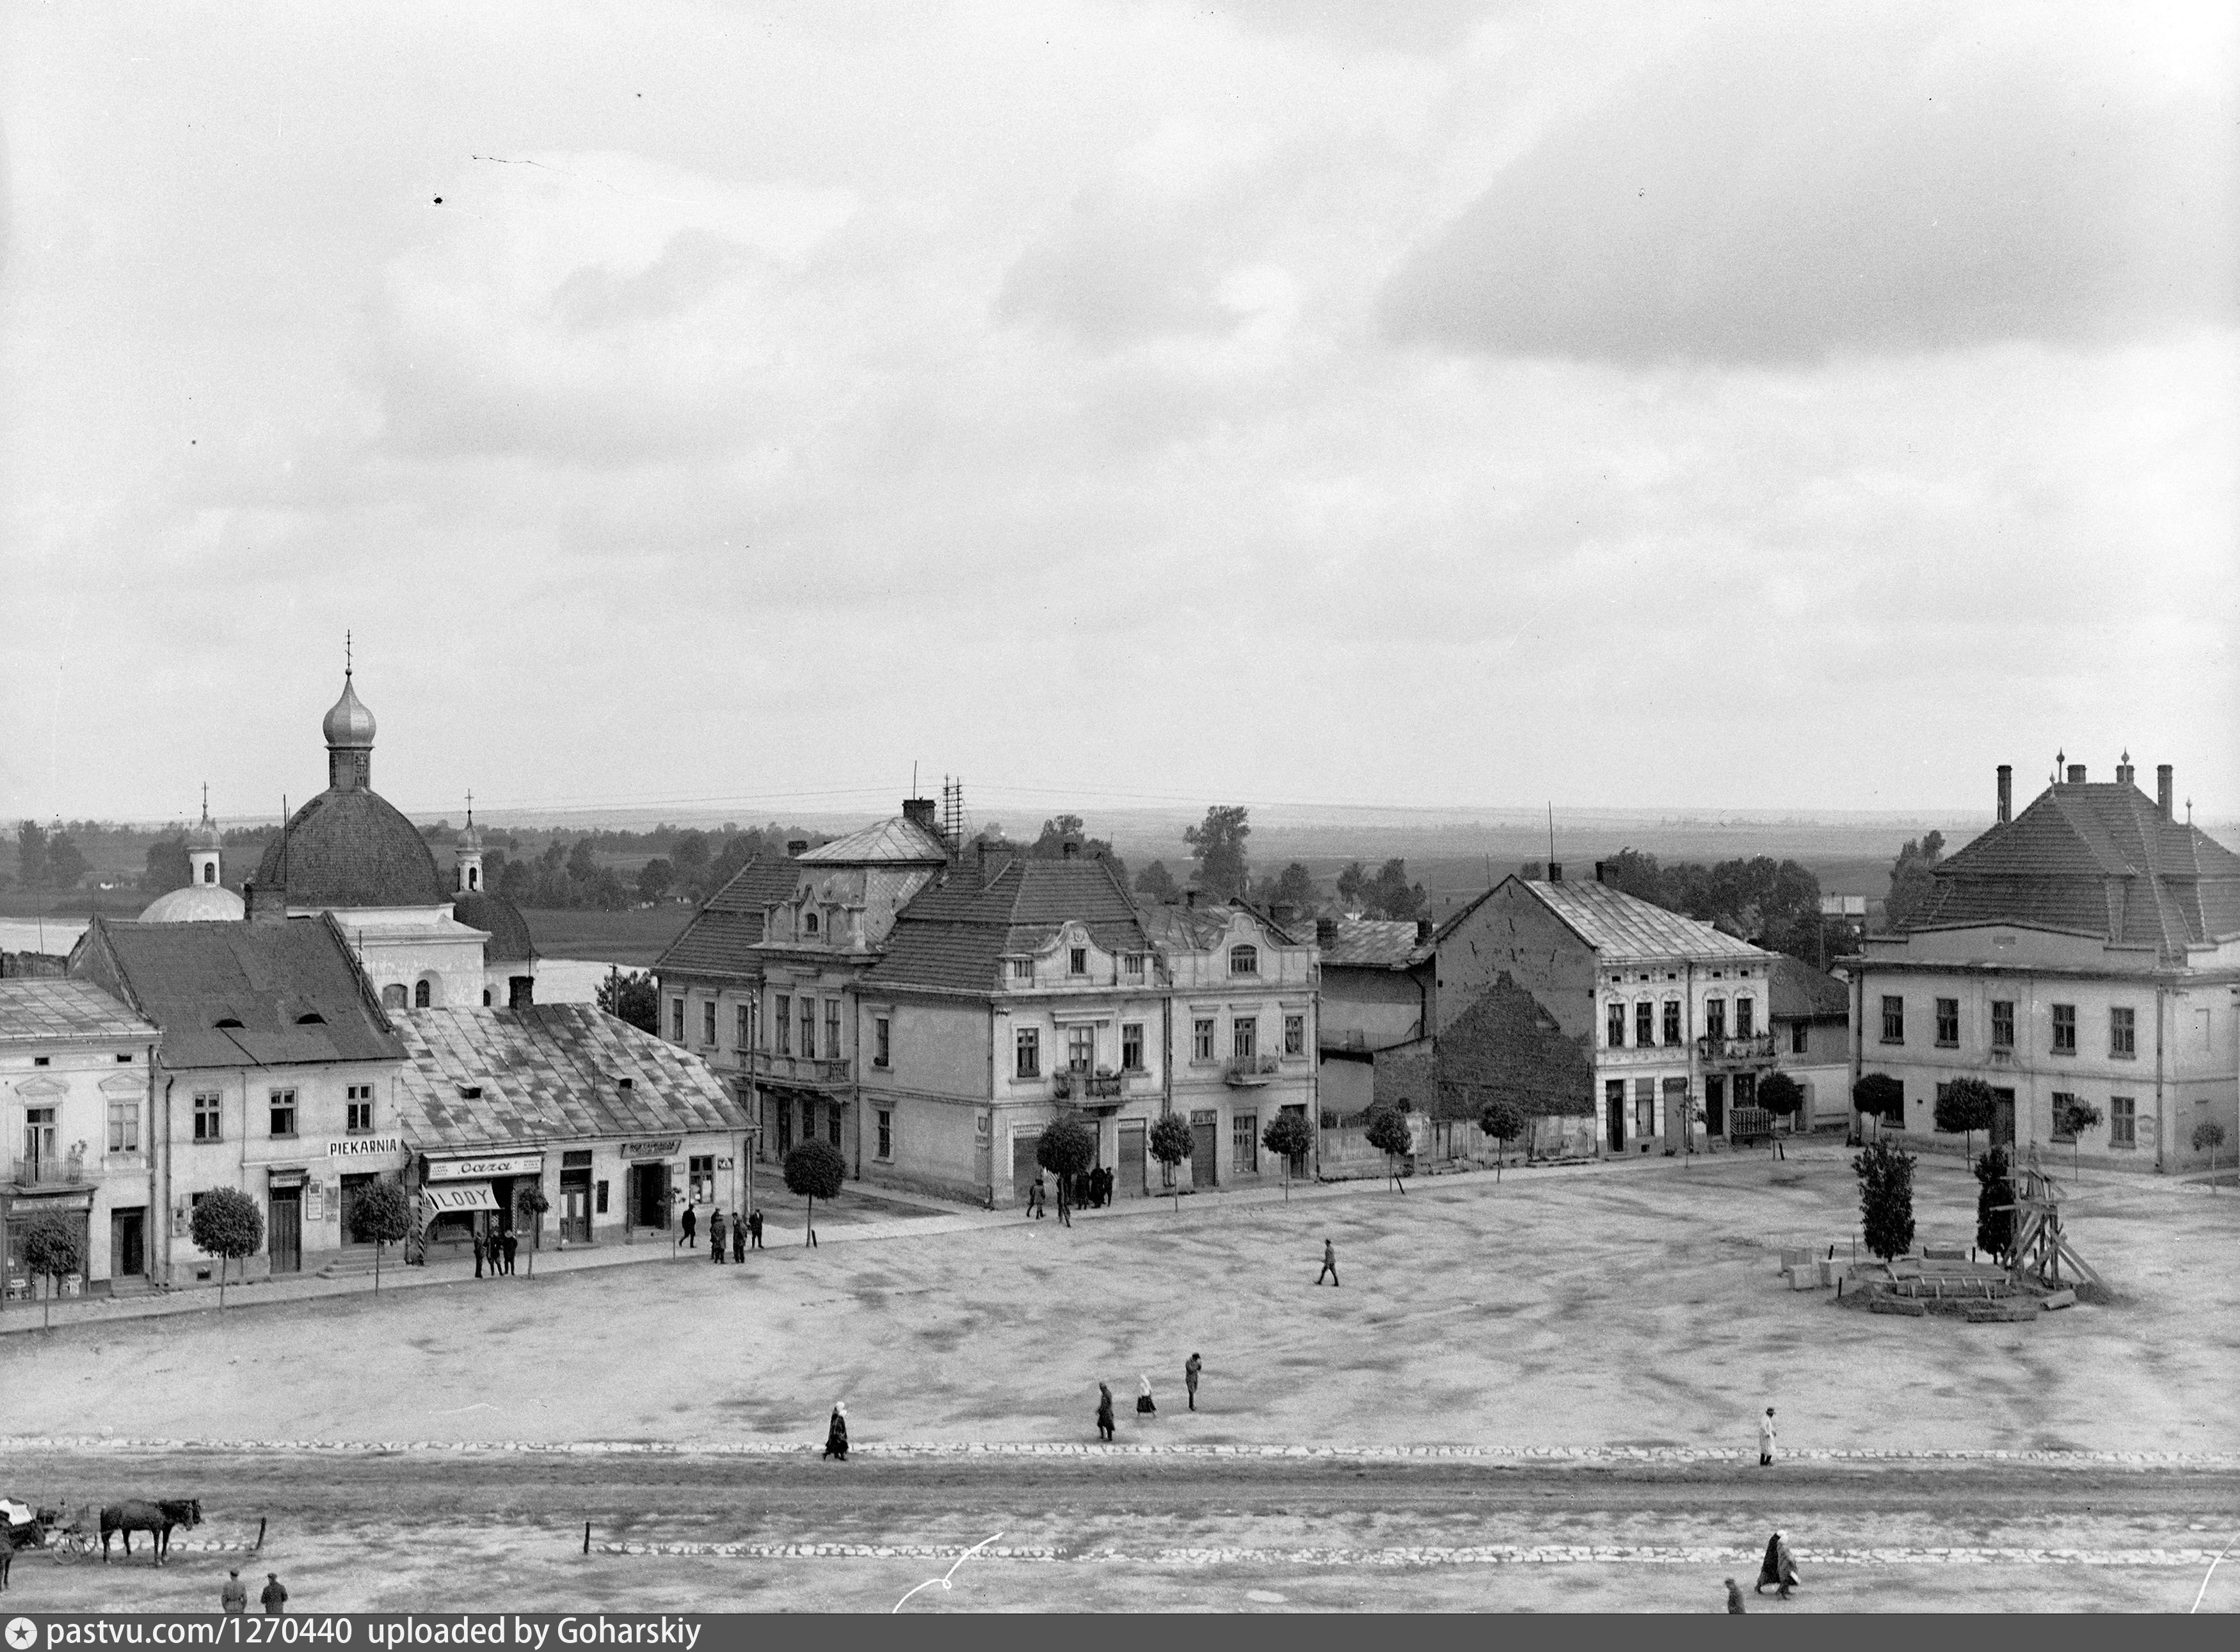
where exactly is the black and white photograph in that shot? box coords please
[1,0,2236,1619]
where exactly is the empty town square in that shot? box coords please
[5,1149,2236,1611]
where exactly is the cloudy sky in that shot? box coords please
[3,1,2234,829]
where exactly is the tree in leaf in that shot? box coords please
[348,1180,413,1294]
[596,968,661,1035]
[1148,1112,1194,1213]
[1183,805,1251,901]
[1853,1137,1917,1261]
[15,821,49,888]
[1133,860,1180,902]
[141,831,193,895]
[783,1141,846,1245]
[1260,862,1318,915]
[2054,1096,2103,1180]
[515,1183,552,1276]
[44,833,88,892]
[1478,1098,1526,1182]
[1882,831,1946,931]
[2193,1119,2227,1191]
[1853,1072,1905,1135]
[1757,1071,1806,1135]
[1037,1113,1098,1215]
[1933,1077,1997,1161]
[189,1187,265,1307]
[1262,1110,1313,1201]
[1364,1102,1414,1194]
[1973,1146,2015,1263]
[17,1208,83,1331]
[636,857,675,904]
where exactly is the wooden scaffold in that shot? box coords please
[2002,1143,2102,1290]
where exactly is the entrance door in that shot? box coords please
[1992,1088,2017,1147]
[110,1207,145,1279]
[1606,1081,1626,1151]
[1116,1120,1147,1198]
[338,1175,374,1247]
[774,1096,793,1157]
[269,1192,302,1274]
[560,1168,592,1242]
[629,1162,670,1229]
[1191,1111,1219,1187]
[1705,1076,1726,1137]
[1663,1079,1690,1152]
[1012,1132,1041,1203]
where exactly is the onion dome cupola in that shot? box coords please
[189,784,223,886]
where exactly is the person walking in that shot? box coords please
[708,1208,727,1263]
[681,1205,698,1250]
[823,1402,849,1462]
[1136,1374,1156,1418]
[1096,1382,1116,1442]
[259,1573,289,1615]
[732,1212,747,1263]
[1724,1577,1747,1614]
[1757,1407,1777,1467]
[1754,1532,1799,1599]
[1030,1175,1046,1220]
[1184,1352,1202,1411]
[501,1228,518,1276]
[1316,1238,1340,1287]
[221,1569,248,1615]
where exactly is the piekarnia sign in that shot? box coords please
[330,1136,407,1159]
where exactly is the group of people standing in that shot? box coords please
[1027,1167,1120,1225]
[1096,1353,1204,1440]
[682,1205,764,1262]
[471,1227,516,1278]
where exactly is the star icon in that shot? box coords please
[6,1617,39,1651]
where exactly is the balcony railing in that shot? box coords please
[1697,1034,1777,1065]
[746,1052,852,1088]
[10,1157,93,1188]
[1053,1070,1129,1100]
[1224,1056,1283,1087]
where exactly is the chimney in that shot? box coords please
[508,975,534,1008]
[1594,861,1606,883]
[2158,764,2174,819]
[1185,888,1197,910]
[243,876,287,925]
[787,839,808,858]
[1996,764,2012,824]
[1416,918,1434,943]
[902,798,936,828]
[1547,862,1563,883]
[2066,764,2086,785]
[1316,917,1338,947]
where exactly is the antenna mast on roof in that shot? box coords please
[1546,803,1555,870]
[941,774,964,851]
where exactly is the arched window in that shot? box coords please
[1229,944,1259,977]
[482,989,493,1006]
[414,979,433,1008]
[467,867,479,890]
[203,863,216,885]
[804,911,819,934]
[381,984,407,1009]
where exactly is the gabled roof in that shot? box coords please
[653,858,803,979]
[1320,918,1434,970]
[70,913,403,1070]
[863,855,1146,995]
[1769,956,1850,1021]
[1502,877,1772,963]
[390,1004,748,1151]
[1907,782,2240,956]
[796,817,951,865]
[0,979,157,1045]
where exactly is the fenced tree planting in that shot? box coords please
[1853,1137,1917,1261]
[1478,1099,1526,1182]
[1261,1110,1313,1201]
[17,1209,83,1331]
[2055,1097,2104,1180]
[2195,1119,2228,1191]
[1933,1077,1997,1160]
[1974,1146,2015,1263]
[1852,1072,1905,1136]
[783,1141,845,1244]
[188,1187,264,1307]
[1148,1113,1194,1213]
[348,1180,413,1294]
[1364,1103,1413,1194]
[514,1184,552,1276]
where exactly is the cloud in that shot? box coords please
[1381,7,2240,363]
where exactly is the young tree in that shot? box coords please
[1853,1137,1917,1261]
[1364,1103,1414,1194]
[1882,831,1946,931]
[514,1184,552,1275]
[189,1187,265,1307]
[1133,860,1180,902]
[1183,805,1251,901]
[783,1141,846,1244]
[1037,1113,1098,1214]
[1853,1073,1905,1137]
[2194,1119,2228,1191]
[1974,1146,2015,1263]
[1148,1112,1194,1213]
[2055,1096,2104,1180]
[1262,1110,1314,1201]
[1364,859,1428,922]
[348,1180,413,1294]
[1933,1077,1997,1160]
[17,1209,83,1331]
[1478,1099,1526,1182]
[1757,1072,1807,1135]
[596,968,660,1034]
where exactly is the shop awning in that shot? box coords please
[422,1183,500,1215]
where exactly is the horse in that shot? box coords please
[99,1498,200,1566]
[0,1511,49,1591]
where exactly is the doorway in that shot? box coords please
[1116,1119,1147,1197]
[1011,1132,1042,1203]
[1705,1076,1726,1137]
[628,1161,671,1229]
[338,1174,375,1247]
[1190,1110,1219,1187]
[1663,1078,1690,1152]
[561,1153,593,1242]
[1605,1081,1625,1151]
[110,1207,145,1279]
[269,1191,302,1274]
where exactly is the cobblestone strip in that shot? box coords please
[5,1436,2235,1468]
[593,1541,2217,1568]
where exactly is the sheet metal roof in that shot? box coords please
[1319,919,1434,970]
[391,1004,748,1151]
[1908,782,2240,956]
[0,979,157,1045]
[70,913,403,1070]
[795,817,952,865]
[1513,878,1772,963]
[653,858,804,979]
[863,856,1146,995]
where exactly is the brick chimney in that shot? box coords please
[2115,753,2134,787]
[1415,918,1434,943]
[1061,840,1078,860]
[1996,764,2012,824]
[787,839,808,858]
[1547,862,1563,883]
[1594,861,1606,883]
[902,798,936,828]
[1316,917,1338,947]
[2158,764,2174,819]
[2066,764,2086,784]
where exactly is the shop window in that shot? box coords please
[1284,1013,1305,1057]
[193,1093,222,1143]
[269,1089,298,1138]
[689,1155,716,1204]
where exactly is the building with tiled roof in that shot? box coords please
[1852,758,2239,1171]
[1434,871,1783,1154]
[1768,956,1853,1130]
[2,979,161,1300]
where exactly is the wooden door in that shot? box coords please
[1117,1121,1147,1197]
[1992,1089,2016,1147]
[269,1193,302,1274]
[1191,1111,1219,1187]
[560,1170,592,1242]
[1705,1077,1726,1137]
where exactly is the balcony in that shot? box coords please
[1697,1034,1777,1067]
[1053,1070,1129,1101]
[10,1156,95,1189]
[1224,1055,1282,1088]
[745,1052,852,1090]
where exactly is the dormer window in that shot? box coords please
[214,1016,244,1029]
[295,1013,326,1025]
[1229,944,1260,977]
[458,1085,483,1100]
[1009,958,1034,982]
[804,911,820,935]
[1123,952,1146,977]
[1068,947,1088,976]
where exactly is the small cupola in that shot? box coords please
[455,792,484,893]
[190,784,223,887]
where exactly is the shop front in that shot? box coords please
[419,1148,545,1260]
[620,1137,680,1233]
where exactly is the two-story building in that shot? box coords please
[1770,956,1853,1130]
[1436,869,1782,1154]
[1850,758,2240,1170]
[1,979,161,1301]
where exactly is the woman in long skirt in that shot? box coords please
[823,1402,849,1461]
[1136,1375,1156,1417]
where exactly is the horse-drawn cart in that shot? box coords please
[1,1500,97,1589]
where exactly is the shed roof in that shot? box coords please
[0,978,158,1045]
[390,1004,748,1151]
[863,855,1146,995]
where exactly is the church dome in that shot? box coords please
[138,883,247,924]
[322,675,377,749]
[253,789,447,908]
[452,892,534,963]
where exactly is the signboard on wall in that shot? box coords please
[331,1137,407,1160]
[427,1152,545,1181]
[621,1138,682,1160]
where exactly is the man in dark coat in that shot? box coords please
[260,1573,288,1614]
[708,1208,726,1263]
[1724,1578,1746,1614]
[471,1228,485,1279]
[1755,1532,1799,1598]
[823,1402,849,1461]
[681,1205,698,1249]
[749,1209,764,1249]
[1185,1352,1202,1411]
[1096,1383,1116,1443]
[732,1213,746,1263]
[501,1230,518,1276]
